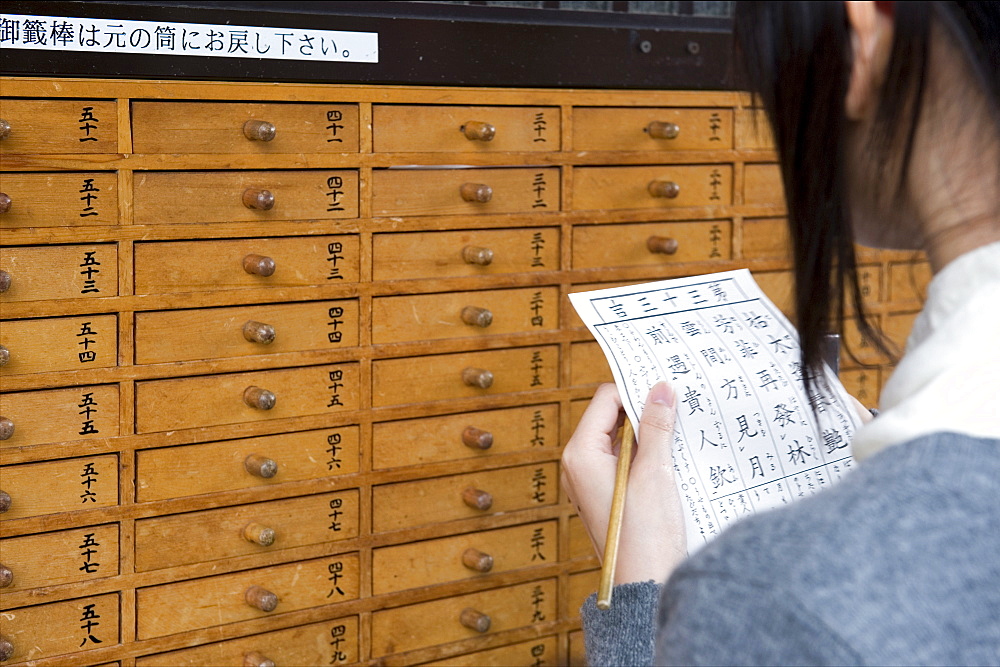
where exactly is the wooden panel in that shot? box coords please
[839,368,881,409]
[885,311,920,353]
[0,99,117,153]
[566,569,600,620]
[135,363,359,433]
[572,220,732,269]
[735,108,775,150]
[573,107,733,151]
[132,101,360,153]
[420,635,558,667]
[567,514,594,560]
[889,261,932,302]
[753,270,794,318]
[857,265,882,306]
[743,163,785,207]
[0,384,119,449]
[742,217,789,260]
[0,524,119,591]
[136,425,360,502]
[0,314,117,376]
[572,165,732,210]
[372,167,559,216]
[0,244,118,301]
[373,105,558,152]
[570,342,612,387]
[840,318,892,369]
[0,172,118,228]
[0,455,118,520]
[0,593,120,662]
[569,630,586,667]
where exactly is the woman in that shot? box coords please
[562,1,1000,664]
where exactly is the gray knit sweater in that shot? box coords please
[581,433,1000,665]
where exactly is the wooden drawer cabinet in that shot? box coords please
[742,217,790,259]
[743,163,785,207]
[373,105,559,152]
[0,172,118,228]
[0,455,118,520]
[568,514,595,561]
[0,384,119,449]
[573,220,733,268]
[0,593,120,663]
[567,570,600,620]
[0,99,117,154]
[572,165,733,210]
[0,314,116,376]
[0,244,118,302]
[570,342,612,386]
[420,636,558,666]
[574,107,733,150]
[0,524,119,591]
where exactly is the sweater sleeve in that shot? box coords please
[580,581,661,666]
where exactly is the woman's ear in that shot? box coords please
[844,0,893,120]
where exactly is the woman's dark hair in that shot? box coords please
[733,1,1000,403]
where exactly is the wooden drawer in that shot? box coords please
[0,384,119,449]
[372,346,558,408]
[135,363,359,433]
[0,314,117,376]
[136,425,360,502]
[753,270,795,317]
[742,217,790,259]
[0,99,117,153]
[372,167,559,216]
[372,462,558,533]
[0,524,119,591]
[133,170,359,224]
[572,165,732,210]
[0,172,118,228]
[373,105,558,152]
[135,490,359,571]
[373,404,558,470]
[0,244,118,302]
[373,520,557,594]
[841,317,891,368]
[568,514,595,560]
[134,299,359,364]
[0,455,118,520]
[372,287,559,344]
[839,368,880,409]
[567,569,600,620]
[132,101,360,153]
[136,553,360,639]
[371,579,557,656]
[743,163,785,207]
[569,630,586,667]
[133,235,359,294]
[735,108,775,150]
[570,342,612,386]
[136,616,359,666]
[373,227,559,281]
[0,593,120,661]
[420,636,558,666]
[573,107,733,150]
[572,220,732,268]
[889,261,931,302]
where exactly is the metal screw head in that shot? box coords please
[639,40,653,54]
[687,41,700,55]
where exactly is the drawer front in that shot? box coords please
[0,314,117,376]
[572,165,732,210]
[373,404,558,470]
[735,108,775,150]
[372,346,559,408]
[133,170,359,223]
[421,636,558,667]
[133,235,359,294]
[573,107,733,151]
[0,172,118,228]
[372,287,559,344]
[0,594,120,661]
[889,261,931,303]
[0,455,118,520]
[0,524,119,591]
[373,520,557,594]
[0,384,119,449]
[0,100,117,154]
[136,553,360,639]
[373,105,558,152]
[567,569,600,620]
[753,271,795,317]
[742,217,790,259]
[373,227,559,281]
[568,514,595,560]
[839,368,880,409]
[572,220,732,269]
[372,167,559,217]
[135,616,359,667]
[134,299,359,364]
[135,490,359,571]
[371,579,557,655]
[372,462,558,532]
[570,342,612,387]
[136,425,360,502]
[0,244,118,302]
[744,163,785,207]
[132,102,360,153]
[135,363,359,433]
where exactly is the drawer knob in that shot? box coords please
[0,270,11,293]
[459,607,491,633]
[0,417,13,441]
[242,188,275,211]
[462,486,493,511]
[460,182,493,203]
[243,522,277,547]
[244,651,277,667]
[0,118,10,140]
[0,564,12,588]
[243,386,277,411]
[648,180,680,199]
[243,254,276,277]
[646,121,680,140]
[244,454,278,478]
[461,305,493,328]
[461,245,494,266]
[0,636,13,662]
[462,367,493,389]
[0,193,10,215]
[243,119,277,142]
[0,345,9,367]
[646,235,679,255]
[461,547,494,573]
[0,490,10,513]
[462,121,496,142]
[244,585,279,612]
[243,320,276,345]
[461,425,493,450]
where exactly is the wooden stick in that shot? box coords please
[597,417,635,610]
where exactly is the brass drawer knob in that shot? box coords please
[461,245,494,266]
[459,607,491,633]
[0,118,10,140]
[461,486,493,511]
[462,547,494,573]
[244,585,279,612]
[243,320,276,344]
[0,490,10,513]
[460,182,493,203]
[0,345,9,367]
[461,425,493,450]
[646,235,679,255]
[646,121,680,140]
[0,417,13,441]
[462,367,493,389]
[0,193,9,215]
[242,188,275,211]
[243,119,277,142]
[0,563,12,588]
[0,269,11,293]
[243,522,277,547]
[243,254,276,277]
[461,305,493,328]
[243,386,276,410]
[648,180,680,199]
[244,651,276,667]
[462,120,496,142]
[244,454,278,478]
[0,636,13,662]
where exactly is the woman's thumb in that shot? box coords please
[634,381,678,469]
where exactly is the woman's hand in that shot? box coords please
[561,381,687,585]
